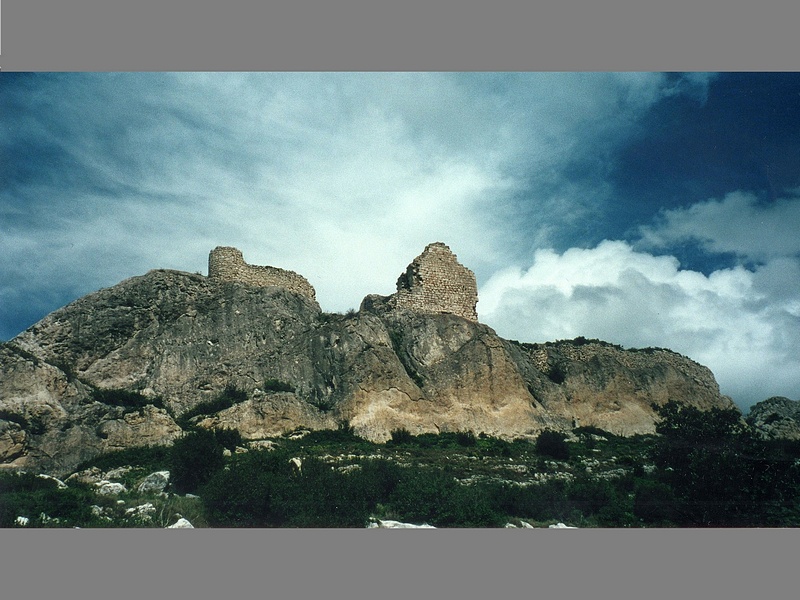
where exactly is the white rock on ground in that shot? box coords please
[125,503,156,517]
[36,474,67,489]
[504,520,536,529]
[167,518,194,529]
[137,471,170,494]
[105,466,132,480]
[367,520,436,529]
[96,481,127,495]
[548,522,577,529]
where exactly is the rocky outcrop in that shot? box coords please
[0,246,738,476]
[746,397,800,440]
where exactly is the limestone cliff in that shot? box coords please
[0,245,737,476]
[746,397,800,440]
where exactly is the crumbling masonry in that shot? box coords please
[208,246,317,301]
[207,242,478,322]
[394,242,478,321]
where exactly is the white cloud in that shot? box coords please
[2,72,715,340]
[479,240,800,409]
[639,190,800,261]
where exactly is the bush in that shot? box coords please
[486,479,569,523]
[201,450,290,526]
[536,429,570,460]
[0,410,30,429]
[91,388,165,410]
[213,428,244,451]
[177,385,248,429]
[388,428,414,446]
[388,468,502,527]
[0,472,106,527]
[75,445,170,473]
[263,379,294,393]
[455,431,478,447]
[477,434,513,457]
[547,364,567,385]
[202,451,379,527]
[169,429,225,494]
[633,479,676,525]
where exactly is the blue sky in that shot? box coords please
[2,72,799,410]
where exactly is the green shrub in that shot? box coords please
[388,468,502,527]
[296,422,359,444]
[387,428,413,446]
[547,363,567,384]
[485,479,569,523]
[0,473,107,528]
[536,429,570,460]
[477,434,513,457]
[633,478,676,524]
[455,431,478,447]
[177,385,248,429]
[75,445,170,473]
[91,388,165,410]
[202,451,379,528]
[0,410,30,429]
[201,450,290,526]
[263,379,294,393]
[170,429,225,494]
[213,428,244,451]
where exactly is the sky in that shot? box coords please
[1,72,799,411]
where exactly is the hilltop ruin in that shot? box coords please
[393,242,478,321]
[208,246,317,302]
[208,242,479,322]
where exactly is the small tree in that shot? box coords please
[169,428,225,494]
[536,429,570,460]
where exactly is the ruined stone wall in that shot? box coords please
[208,246,317,301]
[394,242,478,321]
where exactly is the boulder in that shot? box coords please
[96,481,127,495]
[367,519,436,529]
[746,397,800,440]
[167,518,194,529]
[137,470,170,494]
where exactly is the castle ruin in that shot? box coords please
[208,242,478,321]
[394,242,478,321]
[208,246,317,301]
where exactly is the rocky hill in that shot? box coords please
[0,243,736,476]
[746,396,800,440]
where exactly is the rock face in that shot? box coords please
[0,243,737,476]
[746,397,800,440]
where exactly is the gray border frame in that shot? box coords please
[2,1,798,599]
[2,0,800,71]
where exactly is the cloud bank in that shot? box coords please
[480,192,800,408]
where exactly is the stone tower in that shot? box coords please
[394,242,478,321]
[208,246,317,301]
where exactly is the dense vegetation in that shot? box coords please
[91,388,165,410]
[4,401,800,528]
[175,385,248,429]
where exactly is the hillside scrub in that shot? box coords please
[8,412,800,528]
